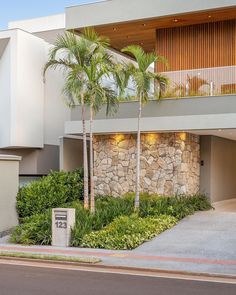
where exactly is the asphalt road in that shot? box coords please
[0,264,235,295]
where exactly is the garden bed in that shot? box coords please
[11,173,212,249]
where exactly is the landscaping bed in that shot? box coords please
[11,172,212,249]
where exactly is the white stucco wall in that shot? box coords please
[11,30,46,148]
[0,28,70,149]
[8,14,65,33]
[0,155,20,233]
[0,30,45,148]
[44,62,71,146]
[0,36,11,148]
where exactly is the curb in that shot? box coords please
[0,255,100,266]
[0,255,236,281]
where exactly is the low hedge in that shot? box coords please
[134,193,212,220]
[10,211,52,245]
[16,169,83,218]
[11,194,211,247]
[81,215,178,250]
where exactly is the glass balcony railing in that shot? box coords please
[161,66,236,99]
[100,66,236,102]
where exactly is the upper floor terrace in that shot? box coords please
[66,0,236,99]
[64,0,236,139]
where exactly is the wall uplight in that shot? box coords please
[114,134,125,143]
[146,133,159,145]
[179,132,187,141]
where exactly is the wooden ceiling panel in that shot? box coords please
[76,7,236,53]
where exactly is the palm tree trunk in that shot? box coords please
[81,94,89,209]
[135,96,142,211]
[89,101,95,214]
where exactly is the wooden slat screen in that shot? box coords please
[156,20,236,72]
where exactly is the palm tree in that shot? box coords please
[83,50,118,213]
[121,45,168,210]
[44,30,109,209]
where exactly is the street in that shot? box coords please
[0,263,235,295]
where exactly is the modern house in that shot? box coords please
[63,0,236,203]
[1,0,236,204]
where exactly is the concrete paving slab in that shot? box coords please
[135,211,236,261]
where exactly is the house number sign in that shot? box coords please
[55,211,67,229]
[52,208,75,247]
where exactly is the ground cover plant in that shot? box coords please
[81,214,177,250]
[11,189,212,249]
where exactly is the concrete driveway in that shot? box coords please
[134,199,236,273]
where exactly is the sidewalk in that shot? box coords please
[0,240,236,277]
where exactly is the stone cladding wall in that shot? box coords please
[93,133,200,197]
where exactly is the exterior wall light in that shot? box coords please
[179,132,187,141]
[114,134,125,143]
[146,133,159,145]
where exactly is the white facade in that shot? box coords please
[0,29,44,148]
[0,15,71,175]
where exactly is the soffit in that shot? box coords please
[75,7,236,53]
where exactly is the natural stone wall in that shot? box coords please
[93,133,200,197]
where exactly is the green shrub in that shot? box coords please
[10,211,52,245]
[16,169,83,218]
[81,215,178,250]
[123,193,212,220]
[70,197,134,246]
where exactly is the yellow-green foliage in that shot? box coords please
[81,215,178,250]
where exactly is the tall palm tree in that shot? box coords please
[83,50,118,213]
[121,45,168,210]
[44,30,109,209]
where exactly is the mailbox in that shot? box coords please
[52,208,75,247]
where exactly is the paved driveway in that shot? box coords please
[133,201,236,274]
[135,211,236,260]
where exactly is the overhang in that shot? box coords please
[66,0,236,52]
[65,94,236,140]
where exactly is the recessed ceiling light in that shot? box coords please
[173,19,179,23]
[208,15,212,18]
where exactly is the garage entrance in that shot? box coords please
[200,135,236,204]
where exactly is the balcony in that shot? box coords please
[101,65,236,101]
[162,66,236,99]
